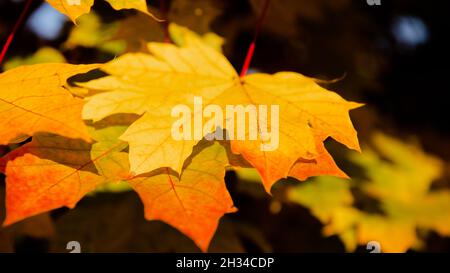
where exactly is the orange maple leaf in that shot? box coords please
[128,142,236,252]
[0,132,121,225]
[0,63,97,145]
[0,123,235,251]
[289,138,349,182]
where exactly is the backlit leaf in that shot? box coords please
[82,24,361,192]
[0,63,98,145]
[128,142,236,251]
[0,123,129,225]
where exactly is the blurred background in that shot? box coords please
[0,0,449,252]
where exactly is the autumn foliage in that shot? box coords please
[0,0,366,252]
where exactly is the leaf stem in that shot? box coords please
[239,0,271,78]
[160,0,171,43]
[0,0,34,66]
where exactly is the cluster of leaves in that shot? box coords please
[288,133,450,252]
[0,4,361,251]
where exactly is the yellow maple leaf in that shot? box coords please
[82,24,361,192]
[46,0,156,23]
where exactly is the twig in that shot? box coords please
[160,0,171,43]
[0,0,34,66]
[239,0,271,78]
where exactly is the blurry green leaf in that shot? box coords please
[170,24,224,52]
[64,12,125,55]
[201,33,225,52]
[288,176,360,251]
[91,181,132,193]
[235,168,262,183]
[3,47,66,71]
[288,133,450,252]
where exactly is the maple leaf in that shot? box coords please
[288,138,349,181]
[46,0,156,23]
[233,138,348,187]
[289,133,450,252]
[0,112,235,251]
[81,24,361,192]
[46,0,93,23]
[0,123,129,226]
[0,186,55,251]
[128,142,236,252]
[0,63,98,145]
[350,133,450,251]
